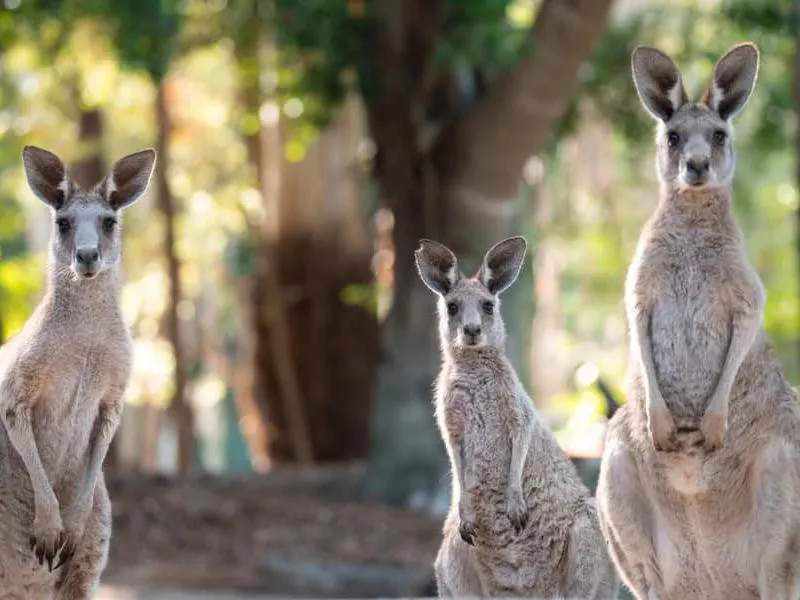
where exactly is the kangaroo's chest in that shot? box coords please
[32,331,131,482]
[640,240,746,416]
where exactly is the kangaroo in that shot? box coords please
[596,43,800,600]
[0,146,155,599]
[416,237,618,599]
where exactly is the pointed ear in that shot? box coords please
[701,43,759,121]
[477,236,527,295]
[22,146,71,209]
[631,46,687,122]
[104,149,156,210]
[415,239,458,296]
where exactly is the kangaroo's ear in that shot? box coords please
[701,43,759,121]
[477,236,527,295]
[415,239,459,296]
[631,46,687,122]
[22,146,71,210]
[104,149,156,210]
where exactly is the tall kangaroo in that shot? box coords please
[597,43,800,600]
[0,146,155,599]
[416,237,617,599]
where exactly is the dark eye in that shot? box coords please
[667,131,680,148]
[447,302,458,316]
[482,301,494,315]
[56,218,70,234]
[102,217,117,234]
[712,129,727,146]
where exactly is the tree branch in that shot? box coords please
[437,0,614,199]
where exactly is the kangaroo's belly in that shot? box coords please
[656,509,759,600]
[650,295,729,422]
[31,363,105,492]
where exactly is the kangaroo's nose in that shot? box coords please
[686,157,709,175]
[76,247,99,266]
[463,324,482,338]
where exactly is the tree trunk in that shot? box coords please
[236,9,376,464]
[69,106,105,189]
[155,81,194,472]
[365,0,614,506]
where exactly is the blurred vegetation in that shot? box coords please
[0,0,797,473]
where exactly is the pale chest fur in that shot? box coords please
[626,210,764,423]
[435,356,523,481]
[0,307,131,496]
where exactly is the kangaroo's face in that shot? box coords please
[22,146,156,281]
[438,278,504,350]
[631,43,759,194]
[415,236,527,352]
[51,194,122,279]
[656,104,735,190]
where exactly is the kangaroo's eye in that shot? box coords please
[102,217,117,234]
[482,301,494,315]
[666,131,680,148]
[712,129,727,146]
[447,302,458,316]
[56,218,70,234]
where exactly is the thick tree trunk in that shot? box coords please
[236,8,375,465]
[276,98,377,462]
[155,81,194,472]
[365,0,614,506]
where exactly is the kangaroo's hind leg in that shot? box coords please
[54,481,111,600]
[435,511,484,597]
[750,438,800,600]
[597,428,661,600]
[564,500,620,600]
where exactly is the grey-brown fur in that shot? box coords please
[416,237,618,598]
[0,146,155,599]
[597,43,800,600]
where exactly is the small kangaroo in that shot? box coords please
[416,237,618,599]
[0,146,155,599]
[597,43,800,600]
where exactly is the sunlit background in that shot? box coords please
[0,0,797,596]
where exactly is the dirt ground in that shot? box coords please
[102,463,441,597]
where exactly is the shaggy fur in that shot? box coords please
[417,237,617,598]
[0,146,155,599]
[597,43,800,600]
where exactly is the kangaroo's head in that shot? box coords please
[415,236,527,353]
[631,43,759,194]
[23,146,156,280]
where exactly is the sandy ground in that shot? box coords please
[102,464,440,597]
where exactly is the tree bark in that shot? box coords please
[236,10,376,464]
[365,0,614,506]
[155,81,194,472]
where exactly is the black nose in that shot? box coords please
[76,248,99,266]
[463,324,482,338]
[686,157,709,175]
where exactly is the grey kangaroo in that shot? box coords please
[416,237,617,598]
[597,42,800,600]
[0,146,155,599]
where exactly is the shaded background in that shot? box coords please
[0,0,798,597]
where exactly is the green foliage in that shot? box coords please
[273,0,374,126]
[434,0,532,73]
[95,0,183,83]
